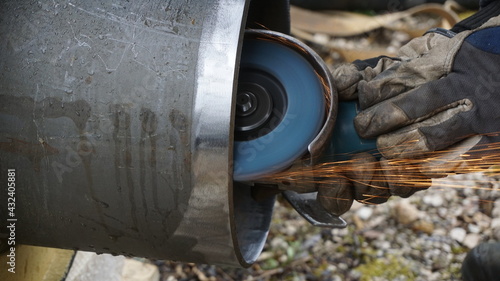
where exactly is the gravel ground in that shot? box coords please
[154,173,500,281]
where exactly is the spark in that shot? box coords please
[261,137,500,202]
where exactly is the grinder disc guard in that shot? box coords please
[233,33,326,181]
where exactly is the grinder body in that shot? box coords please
[326,101,377,161]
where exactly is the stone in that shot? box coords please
[494,227,500,241]
[449,227,466,243]
[467,224,480,234]
[492,199,500,217]
[423,194,444,207]
[463,233,481,249]
[492,218,500,229]
[357,206,373,220]
[270,237,287,249]
[363,230,384,240]
[394,200,421,225]
[412,220,434,234]
[284,223,298,236]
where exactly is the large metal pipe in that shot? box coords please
[0,0,275,267]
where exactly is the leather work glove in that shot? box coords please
[355,15,500,167]
[316,152,432,216]
[332,30,452,100]
[318,30,454,215]
[333,0,500,100]
[319,14,500,216]
[321,27,458,215]
[318,33,450,214]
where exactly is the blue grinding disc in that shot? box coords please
[233,39,326,181]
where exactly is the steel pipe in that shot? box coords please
[0,0,275,267]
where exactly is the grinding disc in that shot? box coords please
[233,37,325,181]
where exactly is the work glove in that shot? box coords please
[317,152,432,216]
[320,15,500,216]
[318,33,447,214]
[355,15,500,168]
[319,30,452,215]
[333,0,500,99]
[332,30,452,100]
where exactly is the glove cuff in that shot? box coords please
[424,27,457,38]
[451,0,500,32]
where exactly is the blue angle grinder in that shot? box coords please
[233,30,376,227]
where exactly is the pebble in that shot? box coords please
[313,33,330,45]
[362,230,384,240]
[270,237,287,249]
[331,227,348,237]
[412,220,434,234]
[394,201,421,225]
[432,253,448,270]
[365,216,386,229]
[494,227,500,241]
[378,241,391,250]
[337,263,348,271]
[467,224,480,234]
[256,251,274,262]
[493,199,500,217]
[331,275,342,281]
[437,207,448,218]
[463,233,481,249]
[302,234,321,250]
[423,194,444,207]
[357,206,373,220]
[284,223,298,236]
[473,212,492,229]
[327,265,337,272]
[441,244,451,253]
[450,227,467,243]
[492,218,500,229]
[433,228,447,237]
[323,240,336,252]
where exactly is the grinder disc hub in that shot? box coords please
[236,91,258,116]
[235,68,287,141]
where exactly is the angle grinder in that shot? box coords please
[233,30,376,227]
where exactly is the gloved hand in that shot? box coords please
[319,32,447,214]
[318,31,451,215]
[320,15,500,215]
[332,29,452,100]
[355,15,500,166]
[317,152,432,216]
